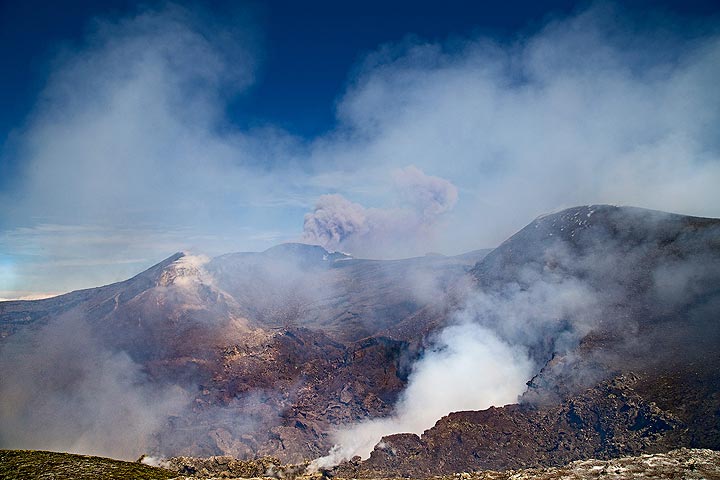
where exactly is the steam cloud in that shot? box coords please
[311,323,534,469]
[312,263,598,466]
[0,314,189,459]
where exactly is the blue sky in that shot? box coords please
[1,0,719,298]
[0,0,586,143]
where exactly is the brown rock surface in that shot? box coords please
[343,373,706,477]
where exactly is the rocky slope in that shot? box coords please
[5,448,719,480]
[0,245,485,462]
[0,450,175,480]
[339,205,720,476]
[165,448,720,479]
[344,374,683,476]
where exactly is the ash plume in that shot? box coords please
[393,165,458,218]
[301,194,370,252]
[301,166,458,256]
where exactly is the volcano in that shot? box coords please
[1,205,718,474]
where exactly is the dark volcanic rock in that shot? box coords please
[340,206,720,476]
[472,205,720,380]
[345,374,685,477]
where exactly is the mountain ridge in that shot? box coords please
[1,205,718,473]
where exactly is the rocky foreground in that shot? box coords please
[445,448,720,480]
[3,448,719,479]
[161,448,720,479]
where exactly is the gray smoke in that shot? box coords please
[393,165,458,218]
[302,166,458,256]
[0,314,189,459]
[301,194,370,252]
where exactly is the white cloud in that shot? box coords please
[311,5,720,250]
[2,2,719,289]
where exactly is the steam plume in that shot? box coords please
[311,323,533,469]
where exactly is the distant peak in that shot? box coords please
[157,253,210,287]
[167,251,186,262]
[135,252,185,276]
[533,204,616,222]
